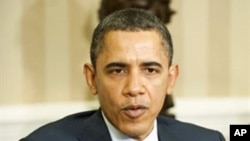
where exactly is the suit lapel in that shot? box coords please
[77,109,112,141]
[157,117,179,141]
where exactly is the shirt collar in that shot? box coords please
[102,111,158,141]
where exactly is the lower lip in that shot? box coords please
[122,108,146,118]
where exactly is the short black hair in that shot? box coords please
[90,8,174,68]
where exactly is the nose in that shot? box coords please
[122,70,145,97]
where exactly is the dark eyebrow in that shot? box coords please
[141,61,162,68]
[105,62,127,69]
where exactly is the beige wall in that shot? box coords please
[0,0,249,105]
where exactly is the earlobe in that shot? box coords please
[167,64,179,94]
[83,63,98,95]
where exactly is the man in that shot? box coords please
[98,0,176,117]
[20,9,225,141]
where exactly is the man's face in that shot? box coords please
[84,30,178,139]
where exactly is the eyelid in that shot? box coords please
[142,64,163,74]
[104,62,127,73]
[144,67,160,73]
[106,67,126,74]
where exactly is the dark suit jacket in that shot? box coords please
[20,109,225,141]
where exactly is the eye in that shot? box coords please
[108,68,125,74]
[113,69,123,74]
[144,68,158,74]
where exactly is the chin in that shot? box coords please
[120,122,152,139]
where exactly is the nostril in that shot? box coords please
[123,85,145,97]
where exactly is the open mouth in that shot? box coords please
[122,105,148,118]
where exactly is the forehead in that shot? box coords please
[97,30,169,64]
[103,30,165,50]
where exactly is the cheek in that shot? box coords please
[145,75,169,93]
[150,89,166,104]
[96,79,122,106]
[145,77,168,104]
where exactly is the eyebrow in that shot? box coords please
[104,62,127,69]
[104,61,163,70]
[141,61,162,68]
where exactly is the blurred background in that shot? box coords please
[0,0,249,140]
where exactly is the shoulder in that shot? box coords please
[157,116,225,141]
[20,110,99,141]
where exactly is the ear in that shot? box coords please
[83,63,98,95]
[167,64,179,95]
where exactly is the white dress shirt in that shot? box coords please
[102,111,158,141]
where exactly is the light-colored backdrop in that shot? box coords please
[0,0,249,105]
